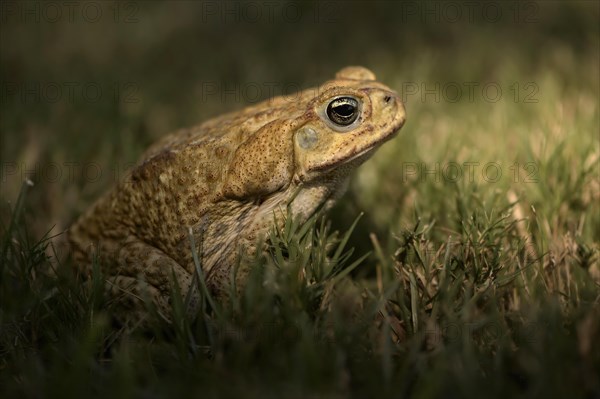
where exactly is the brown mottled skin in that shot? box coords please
[69,66,406,322]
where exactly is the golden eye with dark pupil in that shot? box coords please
[326,97,359,126]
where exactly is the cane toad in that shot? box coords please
[69,66,406,322]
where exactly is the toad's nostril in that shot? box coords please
[384,95,392,103]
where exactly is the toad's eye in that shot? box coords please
[326,97,360,126]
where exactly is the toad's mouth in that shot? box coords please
[342,134,392,165]
[312,120,404,174]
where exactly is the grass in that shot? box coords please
[1,166,598,398]
[1,1,599,398]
